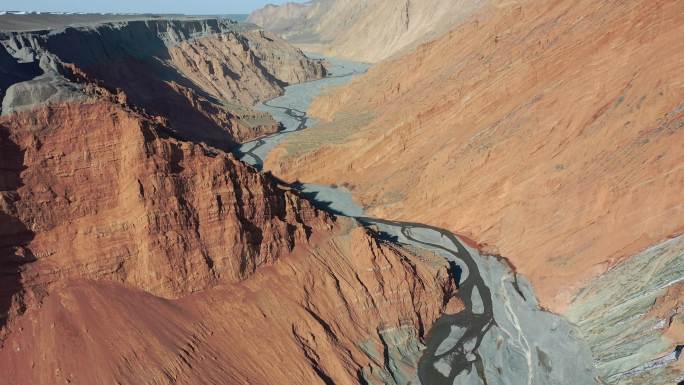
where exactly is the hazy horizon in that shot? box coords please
[0,0,304,15]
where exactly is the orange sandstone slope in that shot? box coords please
[1,219,452,385]
[265,0,684,311]
[0,82,455,384]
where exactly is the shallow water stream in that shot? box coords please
[234,56,597,385]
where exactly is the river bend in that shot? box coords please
[235,56,597,385]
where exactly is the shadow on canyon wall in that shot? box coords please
[43,23,240,151]
[291,187,347,216]
[448,261,462,289]
[0,127,35,330]
[0,46,41,113]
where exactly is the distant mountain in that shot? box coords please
[248,0,486,62]
[0,13,250,32]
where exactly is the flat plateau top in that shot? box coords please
[0,13,248,32]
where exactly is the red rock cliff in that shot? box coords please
[0,19,455,384]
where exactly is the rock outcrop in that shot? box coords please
[0,100,327,301]
[248,0,487,62]
[169,29,325,107]
[0,63,454,385]
[1,205,454,384]
[1,18,326,148]
[0,16,455,385]
[265,0,684,382]
[568,235,684,384]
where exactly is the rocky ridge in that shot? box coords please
[567,235,684,384]
[0,16,456,385]
[1,17,326,148]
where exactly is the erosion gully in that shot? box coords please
[234,56,597,385]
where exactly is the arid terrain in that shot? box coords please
[0,14,457,385]
[1,1,683,384]
[248,0,487,62]
[259,0,684,383]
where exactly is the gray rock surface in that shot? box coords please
[0,18,253,68]
[471,252,596,385]
[2,73,87,114]
[0,41,40,109]
[567,235,684,385]
[237,55,369,169]
[359,326,426,385]
[391,224,597,385]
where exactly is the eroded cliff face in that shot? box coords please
[169,29,325,107]
[0,81,456,385]
[248,0,487,63]
[1,18,326,148]
[265,0,684,382]
[0,216,455,385]
[0,100,330,302]
[0,17,456,385]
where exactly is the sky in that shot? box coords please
[0,0,301,14]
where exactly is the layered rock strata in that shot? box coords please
[0,17,455,385]
[568,235,684,384]
[0,70,455,385]
[1,18,326,148]
[0,213,455,384]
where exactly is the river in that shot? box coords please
[235,56,598,385]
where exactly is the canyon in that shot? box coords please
[257,0,684,383]
[1,17,326,148]
[1,0,683,384]
[0,15,456,385]
[235,59,596,383]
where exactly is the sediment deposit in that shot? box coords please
[237,59,597,385]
